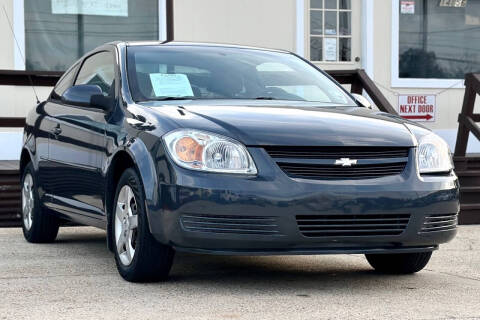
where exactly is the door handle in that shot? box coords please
[52,125,62,136]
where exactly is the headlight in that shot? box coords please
[163,129,257,174]
[417,133,452,174]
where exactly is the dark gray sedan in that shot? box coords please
[20,42,459,282]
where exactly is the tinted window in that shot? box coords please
[75,51,115,96]
[51,63,79,99]
[24,0,158,71]
[399,0,480,79]
[127,46,355,105]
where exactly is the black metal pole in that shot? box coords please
[77,14,84,58]
[166,0,174,42]
[422,0,428,52]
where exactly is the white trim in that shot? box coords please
[391,0,464,89]
[433,129,480,153]
[295,0,305,57]
[361,0,374,79]
[158,0,167,41]
[0,131,23,160]
[13,0,25,70]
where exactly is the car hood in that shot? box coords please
[141,100,416,147]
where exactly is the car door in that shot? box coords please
[44,51,115,220]
[37,63,80,202]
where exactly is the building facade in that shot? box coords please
[1,0,479,159]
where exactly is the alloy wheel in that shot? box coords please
[22,173,34,230]
[114,185,139,266]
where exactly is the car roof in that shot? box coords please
[108,40,290,54]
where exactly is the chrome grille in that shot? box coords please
[264,146,409,180]
[264,146,409,159]
[420,214,458,233]
[296,214,411,237]
[277,162,406,180]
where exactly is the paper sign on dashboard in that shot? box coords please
[149,73,194,98]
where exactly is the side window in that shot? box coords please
[51,63,79,99]
[75,51,115,96]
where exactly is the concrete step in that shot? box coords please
[461,203,480,210]
[460,192,480,204]
[455,170,480,176]
[456,174,480,187]
[458,208,480,225]
[460,186,480,192]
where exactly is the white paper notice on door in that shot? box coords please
[324,38,337,61]
[52,0,128,17]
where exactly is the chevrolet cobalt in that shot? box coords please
[20,42,459,282]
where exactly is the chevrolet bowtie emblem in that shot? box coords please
[335,158,358,167]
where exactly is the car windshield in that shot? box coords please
[126,45,356,105]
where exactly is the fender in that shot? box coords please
[106,135,167,247]
[124,137,158,202]
[20,137,35,172]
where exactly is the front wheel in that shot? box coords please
[112,168,174,282]
[365,252,432,274]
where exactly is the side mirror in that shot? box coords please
[351,93,373,109]
[61,85,111,110]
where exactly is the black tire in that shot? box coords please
[365,251,432,274]
[112,168,174,282]
[21,162,59,243]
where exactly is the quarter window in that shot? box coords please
[75,52,115,96]
[309,0,352,62]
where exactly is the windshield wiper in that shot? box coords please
[254,96,276,100]
[151,96,196,101]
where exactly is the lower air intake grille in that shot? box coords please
[296,214,411,237]
[181,214,281,235]
[420,214,458,233]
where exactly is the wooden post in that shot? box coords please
[350,74,363,95]
[356,69,397,114]
[0,118,26,128]
[454,73,479,156]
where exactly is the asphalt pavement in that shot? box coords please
[1,226,479,320]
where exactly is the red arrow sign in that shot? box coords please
[401,114,433,121]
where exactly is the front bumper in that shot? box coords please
[147,148,460,255]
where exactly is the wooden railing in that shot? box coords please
[454,73,480,157]
[0,70,62,128]
[0,69,63,87]
[0,117,26,128]
[452,73,480,225]
[0,162,21,227]
[327,69,397,114]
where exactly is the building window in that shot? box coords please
[24,0,159,71]
[308,0,352,62]
[398,0,480,79]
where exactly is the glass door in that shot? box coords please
[306,0,362,69]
